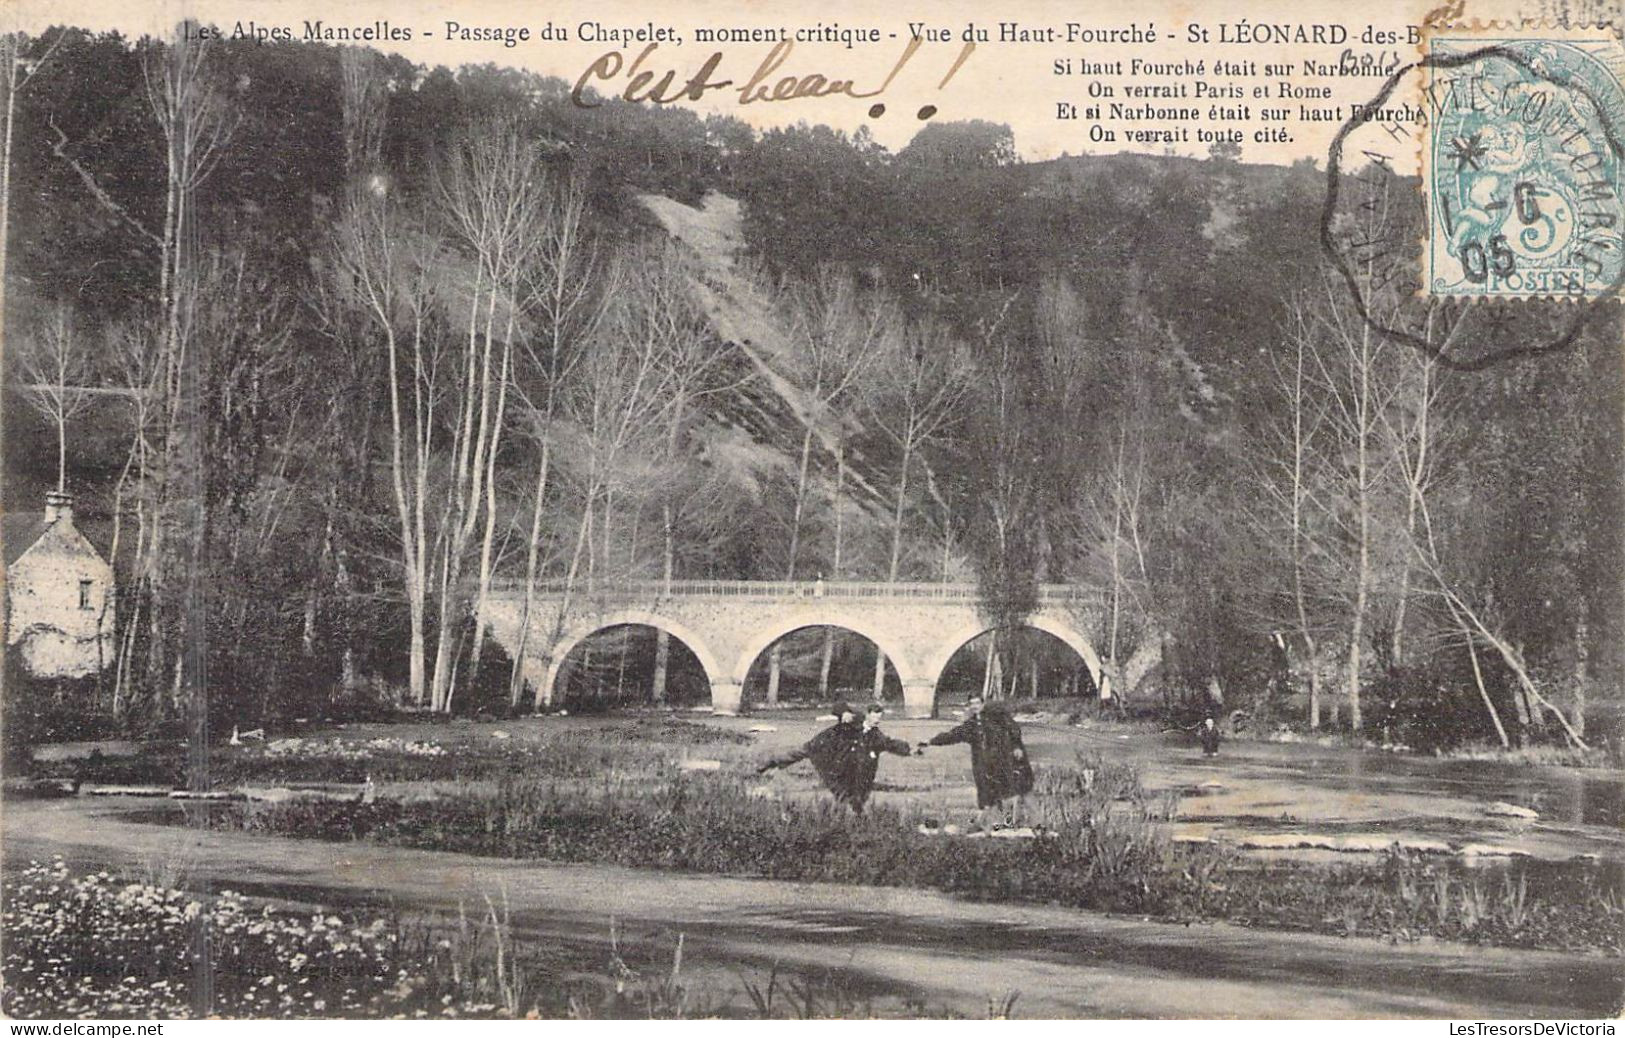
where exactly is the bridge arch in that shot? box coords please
[731,611,920,692]
[543,611,723,708]
[926,614,1103,699]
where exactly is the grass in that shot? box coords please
[187,755,1198,918]
[29,716,753,788]
[1210,852,1624,954]
[1438,739,1625,770]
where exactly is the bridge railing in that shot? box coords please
[487,577,1093,603]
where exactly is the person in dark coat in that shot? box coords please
[1200,716,1221,757]
[917,695,1035,823]
[757,701,862,805]
[842,703,914,814]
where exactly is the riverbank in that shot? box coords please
[6,796,1621,1018]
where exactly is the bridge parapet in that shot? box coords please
[488,577,1096,604]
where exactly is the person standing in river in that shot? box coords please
[1200,715,1221,757]
[917,695,1035,827]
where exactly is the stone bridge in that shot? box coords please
[483,580,1102,718]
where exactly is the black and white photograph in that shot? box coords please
[0,0,1621,1021]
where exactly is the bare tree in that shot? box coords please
[338,46,386,181]
[1375,306,1461,673]
[506,174,604,705]
[533,252,676,709]
[302,44,392,700]
[1245,296,1340,726]
[15,303,92,491]
[1409,472,1590,750]
[867,311,971,694]
[1298,264,1413,734]
[1062,298,1187,712]
[144,22,239,369]
[961,298,1036,700]
[329,195,448,707]
[101,319,161,716]
[130,25,239,755]
[872,314,971,582]
[762,265,885,701]
[647,243,745,702]
[0,30,63,325]
[776,266,887,581]
[431,127,547,704]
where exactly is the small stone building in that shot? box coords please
[4,491,115,678]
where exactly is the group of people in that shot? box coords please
[757,694,1036,821]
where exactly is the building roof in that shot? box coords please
[3,512,107,569]
[3,513,47,567]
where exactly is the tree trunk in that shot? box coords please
[874,437,912,703]
[819,629,835,696]
[1573,614,1589,738]
[407,571,426,708]
[616,635,629,701]
[1106,427,1126,689]
[56,414,67,492]
[767,645,782,706]
[1460,602,1588,750]
[301,585,318,657]
[652,631,670,704]
[888,442,913,583]
[429,555,460,713]
[533,492,594,711]
[832,442,845,577]
[0,44,17,328]
[1346,332,1372,734]
[1461,619,1510,749]
[1307,660,1322,730]
[981,633,994,698]
[470,320,515,676]
[509,444,551,706]
[786,427,814,581]
[1287,333,1321,730]
[652,408,682,704]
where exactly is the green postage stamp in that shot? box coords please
[1425,27,1625,298]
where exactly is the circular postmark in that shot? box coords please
[1322,34,1625,370]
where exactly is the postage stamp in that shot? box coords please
[1423,27,1625,298]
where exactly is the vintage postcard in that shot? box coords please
[1,0,1621,1022]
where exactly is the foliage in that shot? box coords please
[2,662,117,756]
[1209,852,1624,956]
